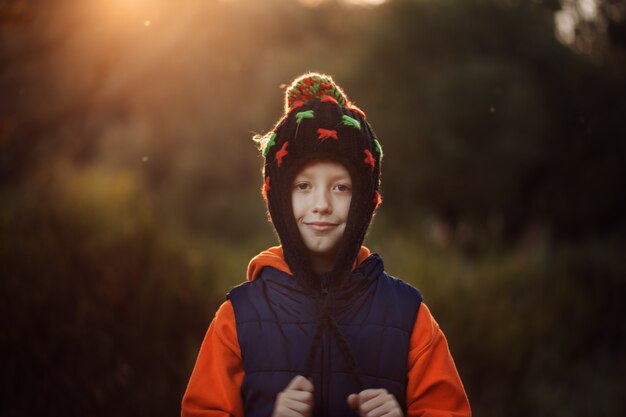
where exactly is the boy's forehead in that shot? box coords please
[295,160,351,178]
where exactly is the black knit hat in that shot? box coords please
[257,73,383,285]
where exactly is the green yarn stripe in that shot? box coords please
[342,115,360,130]
[296,110,315,124]
[374,139,383,158]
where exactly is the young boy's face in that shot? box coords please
[292,160,352,268]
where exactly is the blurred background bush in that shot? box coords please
[1,0,625,415]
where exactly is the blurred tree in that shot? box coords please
[353,0,626,248]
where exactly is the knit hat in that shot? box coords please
[256,72,383,286]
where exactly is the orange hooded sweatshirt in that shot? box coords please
[182,247,471,417]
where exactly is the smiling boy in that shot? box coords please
[182,73,471,417]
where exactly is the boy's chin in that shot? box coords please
[306,243,340,261]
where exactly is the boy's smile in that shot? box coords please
[291,160,352,274]
[304,221,338,232]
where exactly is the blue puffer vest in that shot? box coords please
[227,253,422,417]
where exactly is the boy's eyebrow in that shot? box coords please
[294,173,352,182]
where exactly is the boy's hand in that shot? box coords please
[272,375,314,417]
[347,389,403,417]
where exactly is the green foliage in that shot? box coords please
[0,164,215,416]
[368,219,626,416]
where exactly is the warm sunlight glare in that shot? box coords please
[343,0,388,5]
[93,0,158,26]
[298,0,388,6]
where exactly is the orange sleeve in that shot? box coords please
[406,303,471,417]
[181,301,244,417]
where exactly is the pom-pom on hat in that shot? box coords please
[255,72,383,285]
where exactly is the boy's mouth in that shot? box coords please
[304,222,338,232]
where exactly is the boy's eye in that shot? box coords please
[334,184,352,192]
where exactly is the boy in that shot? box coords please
[182,73,470,417]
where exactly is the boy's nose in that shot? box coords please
[312,190,332,214]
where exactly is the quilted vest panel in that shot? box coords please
[227,254,422,417]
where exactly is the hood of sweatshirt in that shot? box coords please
[246,245,372,281]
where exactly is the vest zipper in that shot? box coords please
[320,275,330,417]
